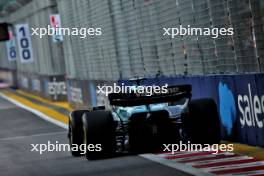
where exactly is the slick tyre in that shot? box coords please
[82,111,116,160]
[68,110,89,157]
[184,98,221,145]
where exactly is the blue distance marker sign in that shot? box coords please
[15,24,34,63]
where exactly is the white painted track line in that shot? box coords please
[0,93,68,129]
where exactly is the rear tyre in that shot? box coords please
[82,111,116,160]
[184,98,221,145]
[68,110,89,157]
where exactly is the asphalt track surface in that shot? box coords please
[0,97,191,176]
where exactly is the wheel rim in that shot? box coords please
[83,125,87,145]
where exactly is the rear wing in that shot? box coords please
[108,84,192,106]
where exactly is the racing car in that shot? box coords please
[68,81,221,160]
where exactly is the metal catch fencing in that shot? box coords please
[0,0,263,80]
[57,0,264,80]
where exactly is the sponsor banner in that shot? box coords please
[43,75,67,101]
[232,75,264,146]
[17,72,30,90]
[49,14,63,42]
[65,79,116,109]
[5,31,17,61]
[0,69,16,87]
[31,78,41,92]
[119,74,264,147]
[15,72,67,101]
[66,79,84,108]
[30,75,43,96]
[15,24,34,63]
[93,80,116,109]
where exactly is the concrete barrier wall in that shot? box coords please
[119,73,264,147]
[0,69,17,87]
[66,79,116,110]
[16,71,67,101]
[13,70,264,147]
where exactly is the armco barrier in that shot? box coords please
[119,74,264,147]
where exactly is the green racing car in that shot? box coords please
[68,82,221,160]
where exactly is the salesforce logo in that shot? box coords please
[218,82,236,135]
[237,84,264,128]
[219,82,264,133]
